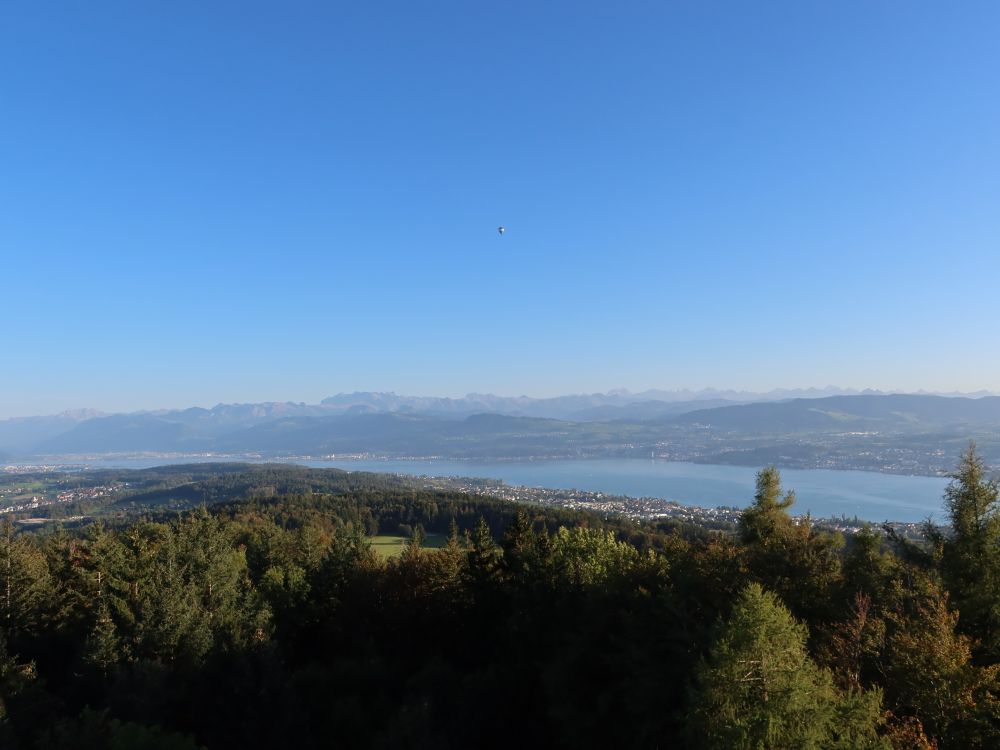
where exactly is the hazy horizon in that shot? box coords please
[5,3,1000,420]
[4,383,1000,421]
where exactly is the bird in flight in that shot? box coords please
[497,226,505,237]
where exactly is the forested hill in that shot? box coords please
[1,448,1000,748]
[671,393,1000,431]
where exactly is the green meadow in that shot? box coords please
[369,533,446,559]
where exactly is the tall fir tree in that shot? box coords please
[686,583,887,750]
[941,442,1000,658]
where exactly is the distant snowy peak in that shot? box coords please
[633,386,879,402]
[56,408,108,421]
[322,387,876,412]
[317,387,999,420]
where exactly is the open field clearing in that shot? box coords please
[370,533,446,558]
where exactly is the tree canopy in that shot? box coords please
[0,452,997,748]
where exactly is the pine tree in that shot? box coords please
[737,468,842,622]
[432,516,460,566]
[445,516,462,551]
[0,633,35,725]
[501,509,537,581]
[402,523,425,562]
[83,599,122,675]
[882,574,1000,749]
[842,526,897,602]
[940,442,1000,658]
[0,520,54,641]
[308,525,376,622]
[428,518,466,601]
[686,583,887,749]
[465,517,500,589]
[738,467,795,546]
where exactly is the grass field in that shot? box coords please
[370,533,446,559]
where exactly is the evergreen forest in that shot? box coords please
[1,446,1000,749]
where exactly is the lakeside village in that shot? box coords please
[0,478,127,514]
[1,462,925,539]
[411,475,926,539]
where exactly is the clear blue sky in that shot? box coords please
[2,2,999,417]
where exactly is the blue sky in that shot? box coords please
[2,2,999,417]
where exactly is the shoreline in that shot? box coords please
[3,454,949,527]
[2,452,954,479]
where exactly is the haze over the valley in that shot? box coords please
[4,388,1000,477]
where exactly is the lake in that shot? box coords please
[307,458,948,523]
[70,456,950,523]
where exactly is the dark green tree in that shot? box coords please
[0,634,35,730]
[737,468,842,622]
[0,520,54,641]
[501,510,535,579]
[842,526,898,603]
[686,583,887,749]
[940,442,1000,658]
[83,599,122,675]
[739,467,796,545]
[465,517,500,588]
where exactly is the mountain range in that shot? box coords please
[3,391,1000,475]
